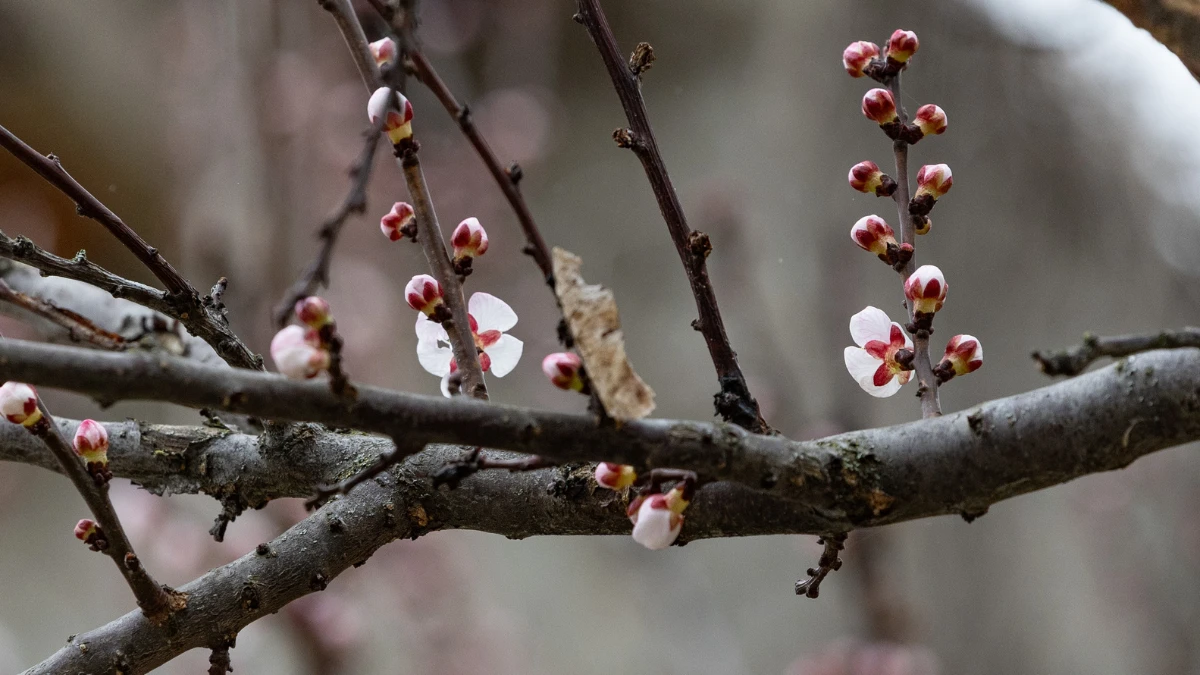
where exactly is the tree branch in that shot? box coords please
[573,0,767,432]
[0,278,126,350]
[1033,327,1200,376]
[0,125,261,370]
[3,337,1199,526]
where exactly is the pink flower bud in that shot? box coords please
[915,164,953,200]
[594,462,637,490]
[294,296,332,328]
[904,265,947,317]
[73,419,111,484]
[367,87,414,145]
[541,352,584,391]
[405,274,444,316]
[913,104,947,137]
[887,29,919,63]
[450,217,489,261]
[941,334,983,377]
[74,518,107,551]
[850,215,898,260]
[842,41,880,78]
[848,161,896,196]
[0,382,41,427]
[381,202,415,242]
[270,325,330,380]
[628,486,689,550]
[368,37,398,68]
[861,89,897,125]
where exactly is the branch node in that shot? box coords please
[795,533,847,598]
[629,41,655,77]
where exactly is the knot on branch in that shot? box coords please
[713,375,768,433]
[612,128,643,150]
[629,41,655,77]
[687,230,712,262]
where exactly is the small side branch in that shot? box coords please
[430,447,556,490]
[795,533,847,598]
[1033,328,1200,377]
[307,438,424,509]
[0,279,126,349]
[27,403,183,622]
[208,638,234,675]
[573,0,767,433]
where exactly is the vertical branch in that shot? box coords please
[573,0,768,433]
[29,405,183,622]
[321,0,384,92]
[886,75,941,418]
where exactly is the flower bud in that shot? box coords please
[381,202,416,242]
[913,104,947,137]
[887,29,919,63]
[270,325,330,380]
[915,164,953,202]
[937,334,983,382]
[850,215,898,261]
[0,382,41,427]
[451,217,489,261]
[405,274,445,317]
[904,264,947,319]
[367,87,414,145]
[848,161,897,197]
[74,419,112,485]
[542,352,585,391]
[913,215,931,236]
[842,41,880,78]
[74,518,108,551]
[294,296,332,328]
[861,88,897,125]
[369,37,398,68]
[594,462,637,490]
[628,489,688,550]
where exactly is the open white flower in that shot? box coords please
[843,306,913,398]
[416,292,523,396]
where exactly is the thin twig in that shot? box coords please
[207,638,234,675]
[884,74,941,419]
[271,120,384,328]
[795,533,847,598]
[0,279,126,349]
[0,125,261,370]
[1033,328,1200,377]
[26,402,184,622]
[430,447,556,490]
[573,0,767,433]
[320,0,384,92]
[307,438,424,509]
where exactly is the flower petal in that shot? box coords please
[850,306,894,347]
[844,346,903,397]
[439,372,454,397]
[417,335,453,377]
[468,292,518,332]
[415,313,449,344]
[484,334,523,377]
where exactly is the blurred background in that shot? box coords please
[1,0,1199,672]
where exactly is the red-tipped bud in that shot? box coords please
[914,104,947,137]
[861,89,897,125]
[0,382,41,427]
[848,161,897,196]
[369,37,398,68]
[904,264,947,317]
[915,164,953,200]
[405,274,444,316]
[270,325,330,380]
[850,215,898,260]
[629,486,690,550]
[451,217,489,261]
[367,87,414,145]
[381,202,416,242]
[74,519,108,551]
[842,41,880,78]
[594,462,637,490]
[939,334,983,379]
[294,296,333,328]
[542,352,585,391]
[73,419,111,485]
[887,29,919,63]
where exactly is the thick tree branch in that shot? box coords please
[0,126,261,370]
[1103,0,1200,79]
[573,0,767,432]
[3,338,1199,526]
[1033,327,1200,376]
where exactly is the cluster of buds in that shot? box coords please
[450,217,489,277]
[367,87,414,146]
[380,202,417,242]
[369,37,397,69]
[843,29,920,81]
[74,519,108,552]
[270,297,337,380]
[594,462,637,490]
[0,381,41,428]
[627,480,693,550]
[861,90,947,144]
[73,419,111,486]
[405,274,452,323]
[541,352,588,393]
[850,215,912,268]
